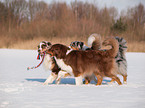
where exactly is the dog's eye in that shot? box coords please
[42,45,46,48]
[72,43,75,46]
[50,49,53,52]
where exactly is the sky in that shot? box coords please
[40,0,145,14]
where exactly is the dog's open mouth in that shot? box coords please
[37,51,45,60]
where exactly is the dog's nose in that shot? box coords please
[38,50,42,54]
[39,50,44,55]
[38,49,43,54]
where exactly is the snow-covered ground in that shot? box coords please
[0,49,145,108]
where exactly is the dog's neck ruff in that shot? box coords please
[27,52,46,70]
[54,57,73,76]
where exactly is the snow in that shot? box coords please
[0,49,145,108]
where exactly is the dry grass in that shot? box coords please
[0,1,144,53]
[8,36,85,50]
[2,37,144,52]
[127,41,145,52]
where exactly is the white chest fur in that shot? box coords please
[55,57,73,76]
[43,54,53,70]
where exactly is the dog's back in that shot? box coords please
[65,50,116,76]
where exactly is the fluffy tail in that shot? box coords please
[102,37,119,58]
[115,36,127,63]
[115,37,127,77]
[115,36,127,53]
[87,34,101,50]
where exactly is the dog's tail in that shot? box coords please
[115,37,127,78]
[115,36,127,55]
[115,37,127,67]
[87,34,101,50]
[102,37,119,58]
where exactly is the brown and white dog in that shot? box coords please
[47,38,122,85]
[87,34,128,84]
[70,34,127,84]
[69,34,102,84]
[37,41,67,85]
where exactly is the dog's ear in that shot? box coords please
[67,46,71,50]
[80,42,84,49]
[47,42,51,46]
[76,41,79,46]
[70,41,76,47]
[42,41,51,46]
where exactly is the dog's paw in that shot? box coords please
[56,77,61,84]
[107,81,114,85]
[124,81,127,84]
[56,77,61,82]
[43,82,48,85]
[56,80,60,84]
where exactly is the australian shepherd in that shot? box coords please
[47,38,122,85]
[37,41,67,85]
[70,34,127,84]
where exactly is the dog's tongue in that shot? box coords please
[37,54,40,60]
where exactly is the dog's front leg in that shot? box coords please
[56,71,71,84]
[75,75,83,85]
[43,73,57,85]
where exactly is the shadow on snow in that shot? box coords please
[25,78,111,85]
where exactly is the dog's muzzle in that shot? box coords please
[37,50,45,60]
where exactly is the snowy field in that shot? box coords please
[0,49,145,108]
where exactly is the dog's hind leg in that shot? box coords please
[91,74,98,83]
[123,75,127,84]
[112,75,122,85]
[84,77,90,84]
[94,74,103,85]
[108,79,115,84]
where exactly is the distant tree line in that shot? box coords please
[0,0,145,47]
